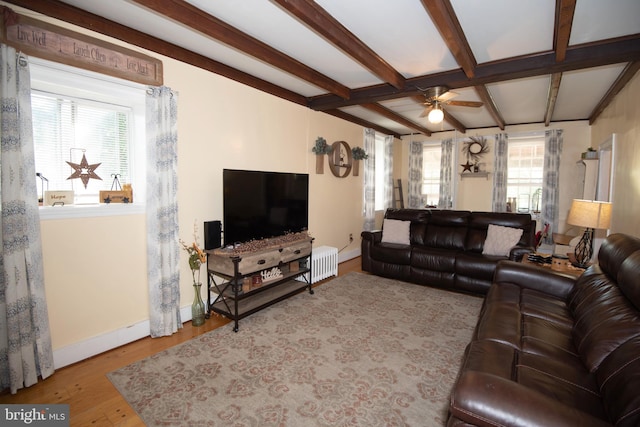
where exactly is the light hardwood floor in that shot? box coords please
[0,257,363,426]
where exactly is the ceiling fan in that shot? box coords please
[417,86,483,124]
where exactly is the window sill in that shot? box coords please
[38,203,145,220]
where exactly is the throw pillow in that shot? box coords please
[482,224,524,256]
[381,219,411,245]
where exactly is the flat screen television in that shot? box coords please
[223,169,309,246]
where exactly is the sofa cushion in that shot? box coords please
[482,224,523,256]
[381,218,410,244]
[595,336,640,426]
[476,283,577,356]
[454,340,607,424]
[370,242,411,265]
[569,266,640,373]
[466,211,535,252]
[456,252,505,281]
[597,233,640,281]
[411,246,457,272]
[424,210,469,250]
[384,208,430,246]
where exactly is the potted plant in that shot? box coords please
[312,136,333,174]
[351,146,368,176]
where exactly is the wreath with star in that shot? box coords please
[462,135,490,163]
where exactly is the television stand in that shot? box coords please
[206,235,313,332]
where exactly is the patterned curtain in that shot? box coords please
[407,140,423,208]
[362,128,376,231]
[491,132,509,212]
[146,86,182,337]
[0,45,54,394]
[383,135,394,209]
[438,138,453,209]
[541,129,563,244]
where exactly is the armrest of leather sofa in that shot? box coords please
[494,260,576,300]
[509,245,534,261]
[361,230,382,272]
[450,371,611,427]
[361,230,382,243]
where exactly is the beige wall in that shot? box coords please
[590,71,640,237]
[30,15,365,354]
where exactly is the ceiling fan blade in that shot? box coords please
[419,106,433,118]
[437,90,458,102]
[446,100,484,108]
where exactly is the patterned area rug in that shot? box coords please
[108,272,483,426]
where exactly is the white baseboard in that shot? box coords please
[338,247,360,264]
[52,305,193,369]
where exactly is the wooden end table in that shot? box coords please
[521,255,586,279]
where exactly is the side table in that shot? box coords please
[521,256,586,279]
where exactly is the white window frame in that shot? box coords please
[421,142,441,207]
[506,134,545,214]
[30,58,146,220]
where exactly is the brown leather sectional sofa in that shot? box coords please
[448,233,640,426]
[361,208,536,295]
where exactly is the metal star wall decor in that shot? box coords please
[460,160,474,173]
[66,153,102,188]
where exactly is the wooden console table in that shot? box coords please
[206,236,314,332]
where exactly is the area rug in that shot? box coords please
[108,272,483,426]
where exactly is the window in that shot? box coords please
[30,59,146,219]
[507,136,544,213]
[422,143,441,207]
[32,92,132,205]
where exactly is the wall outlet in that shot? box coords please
[349,233,353,243]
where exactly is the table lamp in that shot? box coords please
[566,199,612,268]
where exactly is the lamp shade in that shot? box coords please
[566,199,612,229]
[427,107,444,124]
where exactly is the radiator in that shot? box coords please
[297,245,338,284]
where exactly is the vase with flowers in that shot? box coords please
[180,226,207,326]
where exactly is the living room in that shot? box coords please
[1,1,640,423]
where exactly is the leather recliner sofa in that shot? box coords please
[361,208,536,295]
[448,233,640,426]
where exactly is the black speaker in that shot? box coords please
[204,220,222,250]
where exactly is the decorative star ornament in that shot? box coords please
[66,153,102,189]
[460,160,474,173]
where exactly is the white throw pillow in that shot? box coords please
[482,224,524,256]
[381,219,411,245]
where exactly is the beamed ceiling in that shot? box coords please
[5,0,640,138]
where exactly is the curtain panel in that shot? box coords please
[0,45,54,394]
[542,129,563,244]
[362,128,376,231]
[407,140,423,208]
[146,86,182,337]
[383,135,394,210]
[492,133,509,212]
[438,138,453,209]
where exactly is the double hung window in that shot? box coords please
[421,143,441,207]
[506,136,545,213]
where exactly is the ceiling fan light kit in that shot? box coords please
[427,105,444,124]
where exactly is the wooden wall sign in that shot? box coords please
[0,8,163,86]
